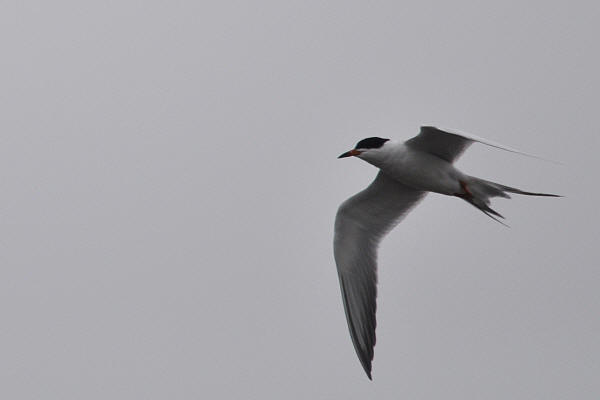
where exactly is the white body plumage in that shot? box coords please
[334,126,559,379]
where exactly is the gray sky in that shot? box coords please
[1,1,598,399]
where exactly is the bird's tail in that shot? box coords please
[457,176,561,225]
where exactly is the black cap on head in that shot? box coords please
[355,137,389,150]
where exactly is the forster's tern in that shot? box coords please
[334,126,559,379]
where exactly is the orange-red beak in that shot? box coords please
[338,149,362,159]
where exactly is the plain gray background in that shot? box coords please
[1,1,598,399]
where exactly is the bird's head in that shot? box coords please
[338,137,392,166]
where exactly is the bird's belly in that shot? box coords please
[385,154,462,195]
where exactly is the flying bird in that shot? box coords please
[334,126,559,379]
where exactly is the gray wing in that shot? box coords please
[405,126,536,163]
[334,171,426,379]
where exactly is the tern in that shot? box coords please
[334,126,559,379]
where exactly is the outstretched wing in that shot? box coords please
[334,171,426,379]
[405,126,539,163]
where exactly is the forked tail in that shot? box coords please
[456,177,561,225]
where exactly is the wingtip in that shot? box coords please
[422,125,563,164]
[358,356,373,380]
[362,357,374,380]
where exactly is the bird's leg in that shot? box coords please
[460,180,473,198]
[455,180,473,199]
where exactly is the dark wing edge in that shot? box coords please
[339,273,376,380]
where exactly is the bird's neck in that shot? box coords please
[365,142,405,170]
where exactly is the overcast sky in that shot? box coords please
[1,1,598,399]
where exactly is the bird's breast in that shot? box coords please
[381,150,462,195]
